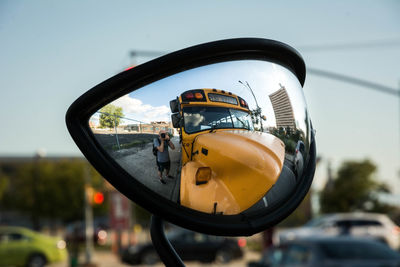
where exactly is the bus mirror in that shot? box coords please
[171,113,182,128]
[66,38,316,237]
[170,99,179,113]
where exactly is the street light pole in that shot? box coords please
[238,80,264,131]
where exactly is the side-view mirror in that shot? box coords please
[170,99,179,113]
[66,38,316,237]
[171,113,182,128]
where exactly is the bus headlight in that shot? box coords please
[195,167,212,185]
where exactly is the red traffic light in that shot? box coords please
[93,192,104,204]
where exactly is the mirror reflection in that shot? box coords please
[89,60,311,215]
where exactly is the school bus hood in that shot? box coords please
[180,130,285,214]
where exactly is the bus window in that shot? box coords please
[183,106,234,134]
[230,109,254,131]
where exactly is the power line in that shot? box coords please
[129,50,168,57]
[298,38,400,52]
[126,49,400,98]
[308,68,400,97]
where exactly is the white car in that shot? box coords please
[276,213,400,250]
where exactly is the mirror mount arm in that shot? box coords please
[150,215,185,267]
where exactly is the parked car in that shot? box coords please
[248,236,400,267]
[0,226,67,267]
[120,228,244,265]
[294,141,305,178]
[277,213,400,250]
[65,220,108,245]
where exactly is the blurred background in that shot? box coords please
[0,1,399,266]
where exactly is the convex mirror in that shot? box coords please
[66,38,316,236]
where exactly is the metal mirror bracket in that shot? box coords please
[150,215,185,267]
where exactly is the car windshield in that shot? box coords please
[183,106,254,134]
[304,217,326,227]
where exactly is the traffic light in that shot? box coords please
[93,192,104,205]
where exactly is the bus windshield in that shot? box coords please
[183,106,254,134]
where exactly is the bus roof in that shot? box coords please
[179,88,250,112]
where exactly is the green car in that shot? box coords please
[0,226,68,267]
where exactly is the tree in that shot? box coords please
[1,159,108,229]
[99,104,124,129]
[279,192,312,227]
[0,173,8,201]
[319,159,393,214]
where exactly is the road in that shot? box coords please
[50,249,260,267]
[115,137,182,202]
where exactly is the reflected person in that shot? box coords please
[154,130,175,184]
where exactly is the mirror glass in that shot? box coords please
[89,60,311,215]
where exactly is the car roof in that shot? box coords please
[0,226,36,235]
[315,212,390,222]
[281,236,387,245]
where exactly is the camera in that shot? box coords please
[161,133,166,138]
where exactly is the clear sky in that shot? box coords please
[1,1,399,194]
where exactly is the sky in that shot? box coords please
[101,60,307,129]
[0,1,399,195]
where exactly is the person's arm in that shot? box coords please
[157,138,165,152]
[166,135,175,150]
[168,139,175,150]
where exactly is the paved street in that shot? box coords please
[116,137,182,202]
[50,249,260,267]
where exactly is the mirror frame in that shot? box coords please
[66,38,316,236]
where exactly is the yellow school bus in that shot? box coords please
[170,89,285,215]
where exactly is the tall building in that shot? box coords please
[268,86,296,130]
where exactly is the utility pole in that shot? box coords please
[114,114,121,150]
[238,80,264,131]
[84,164,94,265]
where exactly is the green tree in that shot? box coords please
[99,104,124,129]
[0,173,8,201]
[279,192,312,227]
[1,159,108,228]
[320,159,393,213]
[250,107,262,125]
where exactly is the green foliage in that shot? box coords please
[250,107,262,125]
[133,204,151,226]
[1,159,108,226]
[0,173,9,201]
[319,159,394,214]
[246,239,263,252]
[99,104,124,129]
[270,127,305,154]
[279,192,312,227]
[111,139,148,151]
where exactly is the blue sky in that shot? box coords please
[0,1,399,194]
[116,60,307,130]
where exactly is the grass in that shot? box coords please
[111,138,153,151]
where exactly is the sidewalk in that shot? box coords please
[50,248,260,267]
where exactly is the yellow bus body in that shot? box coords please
[177,89,285,214]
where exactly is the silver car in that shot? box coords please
[248,237,400,267]
[277,213,400,250]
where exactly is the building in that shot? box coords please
[122,121,176,135]
[268,86,296,130]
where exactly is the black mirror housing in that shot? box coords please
[171,113,182,128]
[170,99,179,113]
[66,38,315,237]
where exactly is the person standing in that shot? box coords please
[154,130,175,184]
